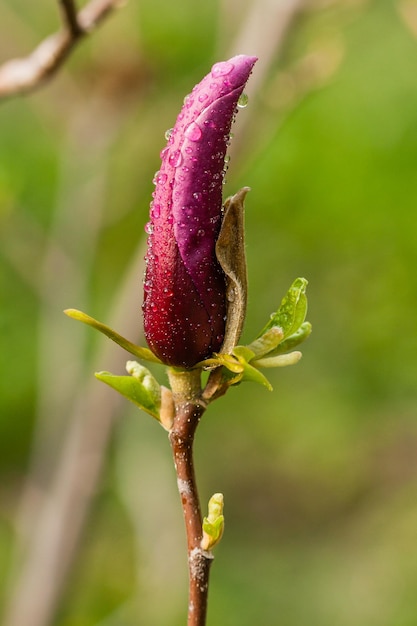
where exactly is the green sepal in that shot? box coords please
[258,277,308,340]
[64,308,161,364]
[206,350,273,390]
[95,361,161,420]
[234,355,273,390]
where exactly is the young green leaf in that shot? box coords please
[64,309,161,363]
[264,321,312,358]
[258,277,308,340]
[95,362,161,420]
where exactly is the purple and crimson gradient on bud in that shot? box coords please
[143,55,257,368]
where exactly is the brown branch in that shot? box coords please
[0,0,123,99]
[59,0,83,37]
[168,369,213,626]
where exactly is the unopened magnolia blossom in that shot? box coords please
[143,55,257,368]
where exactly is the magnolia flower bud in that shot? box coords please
[143,55,257,368]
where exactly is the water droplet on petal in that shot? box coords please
[211,61,234,78]
[185,121,202,142]
[193,191,203,202]
[198,93,209,102]
[164,128,174,140]
[237,93,249,108]
[169,150,183,168]
[144,221,153,234]
[156,172,168,185]
[152,170,160,185]
[204,119,217,130]
[151,204,161,219]
[159,147,169,160]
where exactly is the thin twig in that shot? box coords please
[168,369,213,626]
[0,0,123,99]
[59,0,83,37]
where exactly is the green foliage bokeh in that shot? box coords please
[1,1,417,625]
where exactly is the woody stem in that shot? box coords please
[168,368,213,626]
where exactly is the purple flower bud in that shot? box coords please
[143,55,257,368]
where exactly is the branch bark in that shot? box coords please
[0,0,123,99]
[168,369,213,626]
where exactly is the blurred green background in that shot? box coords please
[1,0,417,624]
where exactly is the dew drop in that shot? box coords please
[151,204,161,219]
[164,128,174,140]
[237,93,249,108]
[159,147,169,160]
[169,150,183,168]
[193,191,203,202]
[144,221,153,234]
[211,61,234,78]
[198,92,209,102]
[183,94,194,109]
[152,170,160,185]
[156,172,168,185]
[204,119,217,130]
[185,121,202,142]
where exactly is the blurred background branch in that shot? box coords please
[0,0,123,99]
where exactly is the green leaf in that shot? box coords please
[95,367,161,419]
[245,326,284,358]
[266,322,312,357]
[238,359,273,390]
[254,351,302,368]
[232,345,255,362]
[259,277,308,340]
[201,351,273,390]
[64,309,161,364]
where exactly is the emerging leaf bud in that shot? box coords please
[143,55,257,368]
[201,492,225,551]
